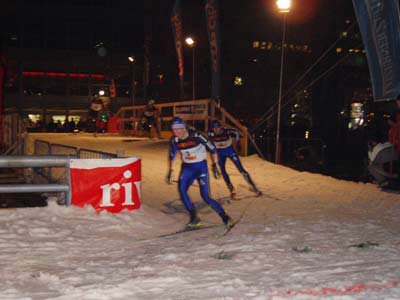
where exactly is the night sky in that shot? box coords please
[0,0,360,111]
[147,0,358,108]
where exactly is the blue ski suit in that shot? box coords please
[207,127,256,190]
[170,130,225,215]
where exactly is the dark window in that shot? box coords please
[46,23,66,49]
[23,23,44,48]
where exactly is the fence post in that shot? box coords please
[65,162,72,206]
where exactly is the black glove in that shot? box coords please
[167,169,174,184]
[212,163,220,179]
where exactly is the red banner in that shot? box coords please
[70,158,141,214]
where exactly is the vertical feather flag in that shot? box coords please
[353,0,400,101]
[205,0,221,100]
[171,0,185,100]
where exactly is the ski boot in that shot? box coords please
[228,183,237,200]
[221,213,233,230]
[254,189,262,197]
[186,212,202,229]
[250,184,262,197]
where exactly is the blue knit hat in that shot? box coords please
[171,117,186,130]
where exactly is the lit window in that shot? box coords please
[253,41,260,48]
[341,31,348,38]
[354,49,360,53]
[234,76,243,86]
[267,42,273,50]
[28,115,41,123]
[349,49,354,52]
[336,48,342,53]
[261,41,267,50]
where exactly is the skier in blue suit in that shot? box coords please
[207,120,261,199]
[167,117,232,229]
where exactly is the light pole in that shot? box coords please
[128,56,136,106]
[185,37,196,100]
[275,0,291,164]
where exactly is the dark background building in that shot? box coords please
[1,0,396,179]
[1,0,145,124]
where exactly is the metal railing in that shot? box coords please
[50,143,78,156]
[78,148,117,159]
[34,140,51,155]
[34,140,116,158]
[33,140,117,182]
[0,156,72,205]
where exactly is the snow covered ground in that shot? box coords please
[1,133,400,300]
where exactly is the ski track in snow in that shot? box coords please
[0,133,399,300]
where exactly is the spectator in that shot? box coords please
[141,99,162,139]
[368,132,398,188]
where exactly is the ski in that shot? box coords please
[157,224,223,238]
[218,191,262,237]
[218,218,241,237]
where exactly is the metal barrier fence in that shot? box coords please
[0,156,71,205]
[33,140,117,183]
[34,140,50,155]
[34,140,117,158]
[34,140,52,181]
[78,148,118,159]
[50,143,78,156]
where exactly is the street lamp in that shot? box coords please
[275,0,291,164]
[185,37,196,100]
[128,56,136,106]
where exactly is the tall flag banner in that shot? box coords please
[205,0,221,100]
[353,0,400,102]
[171,0,185,100]
[0,50,5,147]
